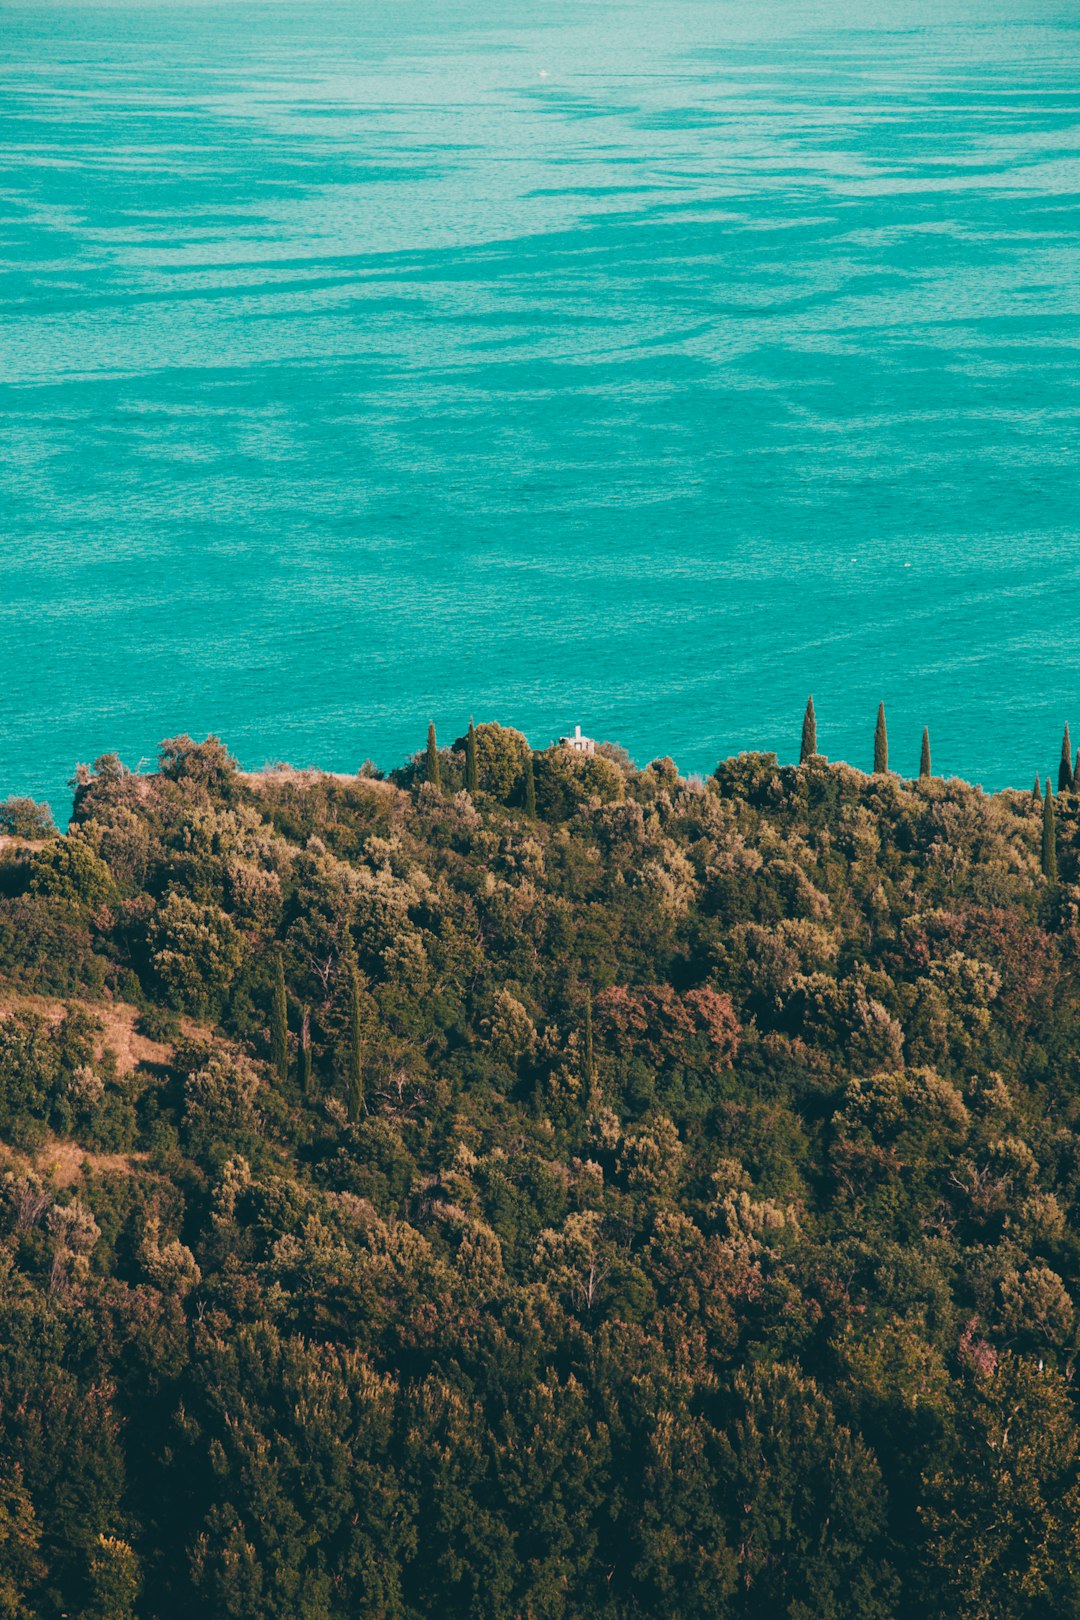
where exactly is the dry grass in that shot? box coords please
[242,765,399,797]
[0,1137,149,1188]
[0,987,170,1077]
[0,835,51,856]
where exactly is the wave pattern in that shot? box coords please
[2,0,1080,802]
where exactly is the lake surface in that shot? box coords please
[3,0,1080,812]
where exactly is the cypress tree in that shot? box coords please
[523,750,537,817]
[1060,725,1073,793]
[800,695,817,764]
[1042,780,1058,883]
[873,703,888,774]
[584,990,594,1099]
[270,952,288,1083]
[1033,774,1043,806]
[465,718,479,796]
[1073,747,1079,787]
[346,957,365,1120]
[425,721,441,791]
[299,1004,313,1098]
[919,727,931,780]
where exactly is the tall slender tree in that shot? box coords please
[874,703,888,774]
[1033,774,1043,806]
[346,957,365,1121]
[920,727,931,780]
[584,990,594,1103]
[523,750,537,817]
[1073,747,1079,788]
[465,718,479,796]
[1060,725,1073,793]
[299,1004,313,1098]
[270,952,288,1083]
[800,696,817,764]
[1043,780,1058,883]
[425,722,441,791]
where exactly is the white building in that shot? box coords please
[560,724,596,756]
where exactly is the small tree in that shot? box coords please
[874,703,888,774]
[85,1534,141,1620]
[425,722,441,791]
[270,953,288,1083]
[523,750,537,817]
[584,990,595,1105]
[800,696,817,764]
[1033,774,1042,806]
[1060,725,1073,793]
[0,797,56,839]
[919,727,931,780]
[346,959,365,1120]
[465,718,479,796]
[1042,780,1058,883]
[299,1004,313,1099]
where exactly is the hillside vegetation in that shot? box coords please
[2,727,1080,1618]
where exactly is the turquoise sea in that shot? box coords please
[3,0,1080,812]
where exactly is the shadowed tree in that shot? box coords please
[1060,724,1073,793]
[270,952,288,1084]
[1033,774,1043,806]
[465,718,479,796]
[919,728,931,780]
[584,989,595,1108]
[346,957,365,1120]
[425,722,441,791]
[299,1004,313,1099]
[1043,779,1058,883]
[874,703,888,774]
[921,1355,1080,1620]
[800,696,817,764]
[523,750,537,817]
[1073,747,1079,788]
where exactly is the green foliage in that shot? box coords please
[475,722,529,800]
[800,694,816,763]
[453,722,531,802]
[921,726,932,780]
[874,701,888,774]
[920,1355,1080,1618]
[299,1004,313,1098]
[158,734,237,790]
[0,798,57,840]
[3,731,1080,1615]
[150,893,243,1012]
[1060,724,1074,793]
[425,721,441,792]
[85,1535,141,1620]
[346,958,364,1121]
[1043,781,1058,882]
[720,1362,898,1617]
[270,951,288,1082]
[0,1465,44,1617]
[25,838,115,908]
[534,744,626,819]
[524,750,537,817]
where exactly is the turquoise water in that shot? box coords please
[4,0,1080,811]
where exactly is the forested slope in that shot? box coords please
[1,727,1080,1618]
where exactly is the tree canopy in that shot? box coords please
[0,731,1079,1616]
